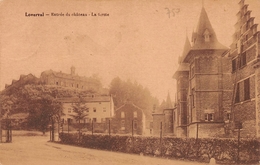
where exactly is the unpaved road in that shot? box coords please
[0,135,207,165]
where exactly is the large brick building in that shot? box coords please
[227,0,260,138]
[173,6,231,138]
[172,0,260,138]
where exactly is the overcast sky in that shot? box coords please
[0,0,259,102]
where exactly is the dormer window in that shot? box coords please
[203,29,210,42]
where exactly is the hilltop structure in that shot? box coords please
[40,66,101,92]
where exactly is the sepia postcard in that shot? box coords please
[0,0,260,164]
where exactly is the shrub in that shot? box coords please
[59,133,260,164]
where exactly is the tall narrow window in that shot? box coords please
[121,120,125,130]
[232,58,237,72]
[191,66,195,77]
[121,112,125,118]
[133,111,137,118]
[235,83,240,103]
[240,52,247,67]
[133,120,137,130]
[244,78,250,100]
[226,113,231,121]
[191,88,195,107]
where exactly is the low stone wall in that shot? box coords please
[188,122,225,138]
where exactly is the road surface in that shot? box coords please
[0,135,208,165]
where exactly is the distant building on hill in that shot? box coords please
[40,66,101,92]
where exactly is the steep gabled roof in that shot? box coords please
[178,7,228,63]
[172,63,189,79]
[179,36,191,63]
[115,102,146,116]
[191,7,227,50]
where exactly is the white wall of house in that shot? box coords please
[62,99,114,123]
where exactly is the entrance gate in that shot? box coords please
[1,119,12,143]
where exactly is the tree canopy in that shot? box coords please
[109,77,159,121]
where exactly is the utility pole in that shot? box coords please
[237,127,241,164]
[160,122,162,143]
[0,106,2,143]
[160,122,163,156]
[109,119,111,136]
[196,122,199,140]
[132,120,134,137]
[68,119,70,134]
[92,120,94,135]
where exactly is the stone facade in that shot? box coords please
[188,122,225,138]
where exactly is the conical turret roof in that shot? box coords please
[179,36,191,63]
[191,7,227,50]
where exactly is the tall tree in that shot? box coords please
[69,101,89,124]
[109,77,159,121]
[27,95,63,134]
[68,98,89,132]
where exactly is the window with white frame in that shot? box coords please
[133,111,137,118]
[121,111,125,118]
[205,113,214,122]
[226,113,231,121]
[68,108,72,113]
[121,120,125,130]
